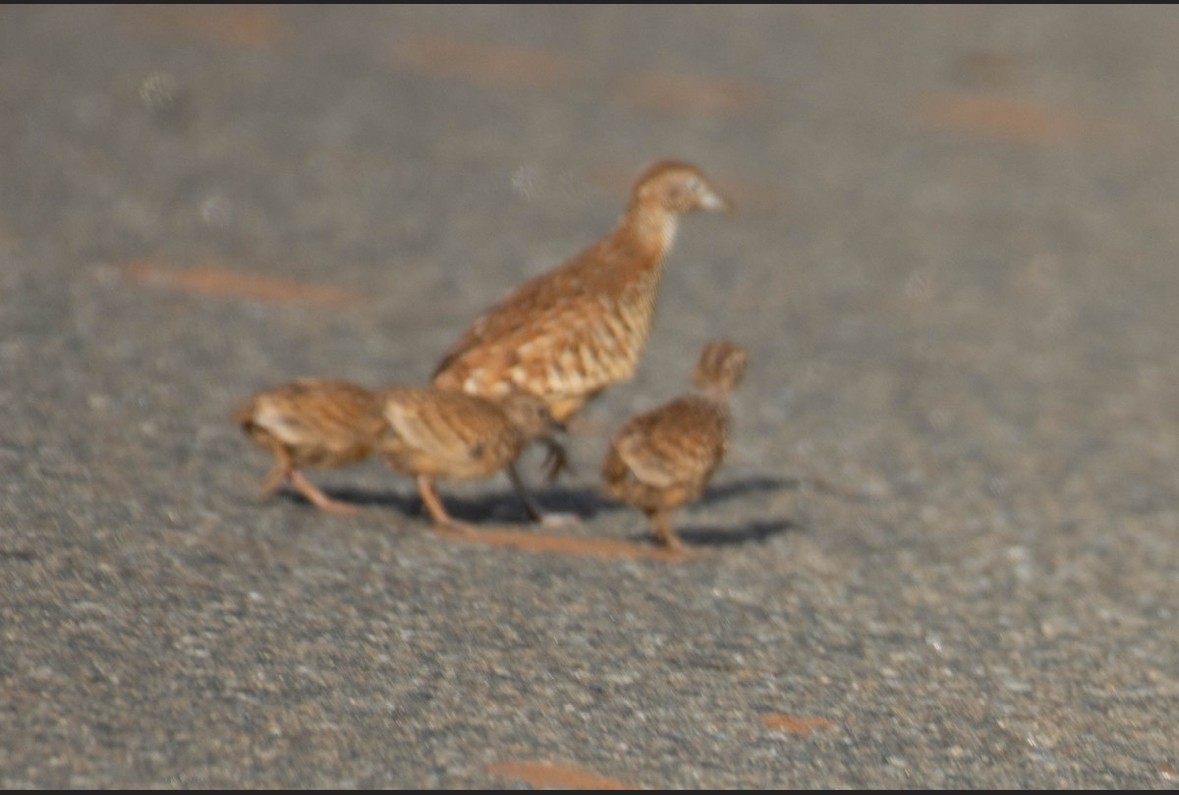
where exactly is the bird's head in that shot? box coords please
[498,392,564,440]
[692,339,748,398]
[630,160,732,215]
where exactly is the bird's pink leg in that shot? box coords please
[647,508,685,551]
[258,464,288,500]
[289,470,358,515]
[417,475,476,535]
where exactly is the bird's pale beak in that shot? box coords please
[700,188,732,214]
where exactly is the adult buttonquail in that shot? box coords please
[432,159,731,423]
[601,340,748,550]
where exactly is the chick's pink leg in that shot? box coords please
[257,441,293,500]
[417,475,476,536]
[258,464,288,500]
[647,508,685,552]
[289,470,358,515]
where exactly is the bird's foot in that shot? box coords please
[537,510,581,529]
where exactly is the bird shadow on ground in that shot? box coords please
[280,483,612,524]
[268,477,803,558]
[273,473,813,529]
[630,475,807,547]
[674,518,798,548]
[702,473,879,508]
[696,474,806,507]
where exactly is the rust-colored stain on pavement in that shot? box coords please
[487,760,634,790]
[121,261,362,307]
[117,5,288,48]
[392,36,575,90]
[913,94,1083,145]
[613,71,766,117]
[760,713,835,736]
[445,526,703,562]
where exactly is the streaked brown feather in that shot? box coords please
[379,387,535,480]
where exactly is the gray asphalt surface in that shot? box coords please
[3,5,1178,788]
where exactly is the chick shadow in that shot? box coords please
[671,518,797,548]
[281,473,806,545]
[643,474,805,548]
[304,482,612,525]
[496,473,810,527]
[693,473,874,510]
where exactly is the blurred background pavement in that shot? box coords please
[1,5,1177,788]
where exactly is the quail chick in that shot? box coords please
[432,159,731,423]
[601,340,748,551]
[378,387,565,534]
[235,378,387,514]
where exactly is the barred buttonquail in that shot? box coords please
[602,340,748,550]
[433,160,730,422]
[235,378,386,514]
[378,387,564,534]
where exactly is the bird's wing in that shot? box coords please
[434,261,594,370]
[435,298,629,395]
[613,399,725,489]
[381,388,509,465]
[384,394,463,458]
[432,235,655,398]
[250,380,384,452]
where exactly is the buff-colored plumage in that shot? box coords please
[235,378,387,514]
[602,340,748,550]
[378,387,564,533]
[432,159,731,423]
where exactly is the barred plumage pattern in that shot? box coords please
[379,387,546,481]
